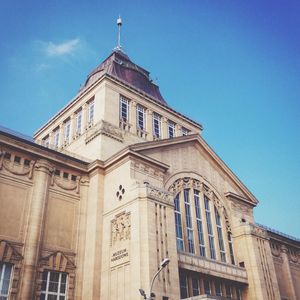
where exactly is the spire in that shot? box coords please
[114,16,123,52]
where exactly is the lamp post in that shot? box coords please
[139,258,170,300]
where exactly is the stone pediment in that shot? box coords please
[130,134,258,206]
[39,251,76,272]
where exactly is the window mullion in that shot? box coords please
[211,203,221,261]
[200,191,210,258]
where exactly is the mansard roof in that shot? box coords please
[82,50,167,105]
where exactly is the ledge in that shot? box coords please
[178,252,248,284]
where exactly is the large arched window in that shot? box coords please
[169,177,235,264]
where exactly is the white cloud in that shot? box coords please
[45,38,80,56]
[35,63,50,72]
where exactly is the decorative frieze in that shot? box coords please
[130,160,164,180]
[0,149,35,179]
[146,183,173,206]
[85,120,123,144]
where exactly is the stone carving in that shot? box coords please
[85,120,123,144]
[111,212,131,245]
[250,224,268,239]
[0,150,35,179]
[146,183,173,205]
[131,161,164,180]
[51,172,79,193]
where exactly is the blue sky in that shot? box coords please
[0,0,299,237]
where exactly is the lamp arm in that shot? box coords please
[149,266,163,299]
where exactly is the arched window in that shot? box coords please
[170,178,235,264]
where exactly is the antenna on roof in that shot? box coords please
[115,15,123,52]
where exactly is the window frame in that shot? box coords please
[152,112,161,138]
[76,109,82,135]
[0,262,13,299]
[40,270,68,300]
[88,100,95,125]
[119,96,129,123]
[136,105,146,130]
[167,121,175,138]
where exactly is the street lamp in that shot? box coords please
[139,258,170,300]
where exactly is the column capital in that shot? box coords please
[34,159,54,175]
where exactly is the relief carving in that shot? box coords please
[0,150,35,179]
[146,183,173,205]
[111,212,131,245]
[85,120,123,144]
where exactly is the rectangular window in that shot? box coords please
[174,194,184,251]
[42,136,50,147]
[184,189,194,253]
[136,105,145,130]
[236,287,242,300]
[167,121,175,138]
[53,129,59,149]
[226,284,232,298]
[194,190,206,257]
[64,119,71,143]
[215,281,222,296]
[119,96,129,123]
[179,273,188,299]
[204,279,211,295]
[0,263,12,299]
[76,109,82,135]
[192,278,199,296]
[215,208,226,262]
[204,196,216,259]
[153,112,161,138]
[88,100,95,125]
[40,270,68,300]
[182,127,189,136]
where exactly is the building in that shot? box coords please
[0,33,299,300]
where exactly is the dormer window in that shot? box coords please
[63,119,71,144]
[153,112,161,139]
[53,128,60,149]
[136,105,145,130]
[42,135,50,147]
[88,100,94,125]
[119,96,129,123]
[182,127,189,136]
[168,121,175,138]
[76,109,82,135]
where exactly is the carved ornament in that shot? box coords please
[85,120,123,144]
[0,150,35,179]
[111,211,131,245]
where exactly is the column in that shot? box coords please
[130,101,137,134]
[162,117,168,139]
[19,159,53,299]
[58,124,64,148]
[70,114,76,141]
[74,176,90,299]
[146,109,153,140]
[281,245,297,300]
[175,124,182,138]
[82,103,88,131]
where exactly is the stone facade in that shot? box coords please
[0,49,299,300]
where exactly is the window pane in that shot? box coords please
[179,274,188,299]
[192,278,199,296]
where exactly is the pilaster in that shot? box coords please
[19,159,53,300]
